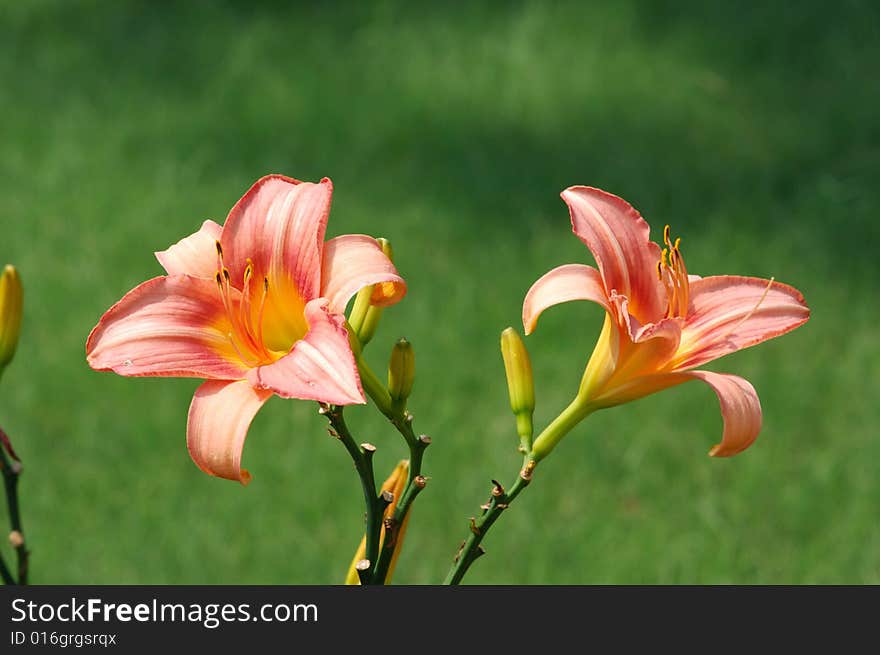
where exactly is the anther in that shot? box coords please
[663,224,671,247]
[215,240,223,256]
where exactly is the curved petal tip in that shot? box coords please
[685,370,762,457]
[187,379,273,484]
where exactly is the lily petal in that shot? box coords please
[584,301,683,405]
[522,264,609,335]
[187,379,273,484]
[683,370,762,457]
[607,314,682,386]
[86,276,248,379]
[562,187,666,323]
[248,298,364,405]
[155,220,222,277]
[220,175,331,301]
[320,234,407,315]
[675,275,810,369]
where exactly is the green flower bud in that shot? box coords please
[387,337,415,414]
[348,238,394,348]
[500,327,535,453]
[0,265,23,377]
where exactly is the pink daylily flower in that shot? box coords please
[87,175,406,483]
[524,186,809,459]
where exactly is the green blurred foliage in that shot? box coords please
[0,0,877,583]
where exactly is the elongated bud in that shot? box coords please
[345,460,411,585]
[356,238,394,346]
[500,327,535,453]
[345,321,362,359]
[388,338,415,414]
[0,265,23,377]
[347,286,373,342]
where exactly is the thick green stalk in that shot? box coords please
[530,395,595,462]
[322,405,384,584]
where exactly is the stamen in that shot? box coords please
[225,332,260,367]
[255,277,269,348]
[212,257,269,364]
[215,270,235,320]
[673,244,689,312]
[215,240,223,256]
[660,269,675,314]
[221,268,234,305]
[667,272,679,318]
[658,225,693,318]
[240,263,255,342]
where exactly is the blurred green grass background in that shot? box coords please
[1,0,877,584]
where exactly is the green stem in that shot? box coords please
[530,395,594,462]
[354,355,430,584]
[322,405,383,584]
[0,439,26,584]
[0,549,13,585]
[356,356,394,418]
[443,461,534,585]
[371,418,429,584]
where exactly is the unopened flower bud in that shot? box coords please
[346,321,363,359]
[0,265,23,377]
[356,238,395,347]
[347,286,373,344]
[388,338,415,414]
[500,327,535,453]
[345,460,411,585]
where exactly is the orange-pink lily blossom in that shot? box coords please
[524,186,809,461]
[87,175,405,484]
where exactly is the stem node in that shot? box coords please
[355,559,371,585]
